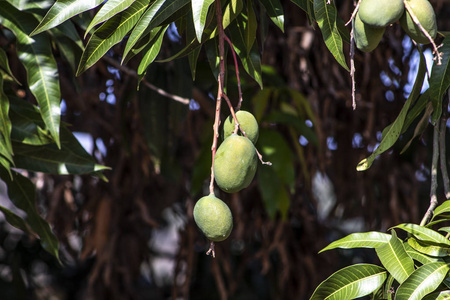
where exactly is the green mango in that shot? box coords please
[359,0,404,27]
[223,110,259,145]
[214,134,258,193]
[354,12,386,52]
[400,0,437,44]
[193,194,233,242]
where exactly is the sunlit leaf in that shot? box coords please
[320,232,391,253]
[404,241,444,264]
[313,0,349,71]
[375,230,414,284]
[433,200,450,220]
[77,0,150,75]
[259,0,284,32]
[407,237,450,257]
[310,264,387,300]
[395,262,450,300]
[192,0,214,42]
[85,0,137,37]
[137,25,169,80]
[357,48,426,171]
[0,3,61,148]
[0,166,60,262]
[394,223,450,246]
[430,36,450,122]
[423,290,450,300]
[31,0,104,35]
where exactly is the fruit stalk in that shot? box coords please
[224,35,244,111]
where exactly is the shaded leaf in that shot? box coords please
[137,25,169,80]
[77,0,150,75]
[31,0,104,35]
[423,290,450,300]
[191,0,214,42]
[320,231,391,253]
[0,75,13,160]
[245,0,257,54]
[395,223,450,246]
[259,0,285,32]
[357,49,426,171]
[375,230,414,284]
[310,264,387,300]
[0,166,60,261]
[313,0,348,71]
[0,3,61,148]
[0,48,20,83]
[0,205,32,235]
[85,0,137,37]
[400,101,433,154]
[430,37,450,122]
[395,262,450,300]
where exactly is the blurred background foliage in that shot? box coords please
[0,0,449,299]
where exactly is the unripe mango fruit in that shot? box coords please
[359,0,404,27]
[400,0,437,44]
[193,194,233,242]
[354,12,386,52]
[223,110,259,145]
[214,134,258,193]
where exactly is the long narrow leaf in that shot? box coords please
[395,223,450,246]
[77,0,150,75]
[430,37,450,122]
[259,0,285,32]
[395,262,450,300]
[320,232,391,252]
[137,25,169,79]
[192,0,214,42]
[0,48,20,83]
[0,75,12,158]
[375,230,414,284]
[433,200,450,220]
[310,264,387,300]
[357,48,426,171]
[31,0,104,36]
[0,3,62,148]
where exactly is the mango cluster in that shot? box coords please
[354,0,437,52]
[193,111,259,242]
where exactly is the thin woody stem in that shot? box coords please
[403,0,442,65]
[223,35,243,111]
[350,19,356,110]
[420,122,440,226]
[345,0,361,26]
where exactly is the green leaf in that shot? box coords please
[395,262,450,300]
[434,200,450,220]
[9,98,55,145]
[205,37,220,80]
[430,37,450,122]
[229,13,263,88]
[0,166,60,261]
[137,25,169,79]
[408,237,450,257]
[0,75,13,159]
[394,223,450,246]
[245,0,257,54]
[0,205,32,235]
[85,0,137,37]
[192,0,214,42]
[222,0,244,31]
[423,290,450,300]
[0,48,20,83]
[313,0,349,71]
[77,0,150,75]
[122,0,189,61]
[320,231,391,253]
[375,230,415,284]
[12,126,109,175]
[402,89,430,133]
[188,47,201,80]
[404,241,444,264]
[291,0,315,24]
[357,49,426,171]
[259,0,285,32]
[310,264,387,300]
[31,0,104,36]
[0,3,62,148]
[400,101,433,154]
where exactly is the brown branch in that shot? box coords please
[403,0,442,65]
[350,19,356,110]
[420,122,440,226]
[345,0,361,26]
[102,56,191,105]
[224,35,244,110]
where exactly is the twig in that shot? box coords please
[208,0,227,195]
[440,93,450,199]
[224,35,243,111]
[102,56,191,105]
[350,19,356,110]
[403,0,442,65]
[206,241,216,257]
[345,0,361,26]
[420,122,440,226]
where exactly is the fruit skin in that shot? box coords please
[223,110,259,145]
[214,134,258,193]
[359,0,404,27]
[354,12,386,52]
[400,0,437,44]
[193,194,233,242]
